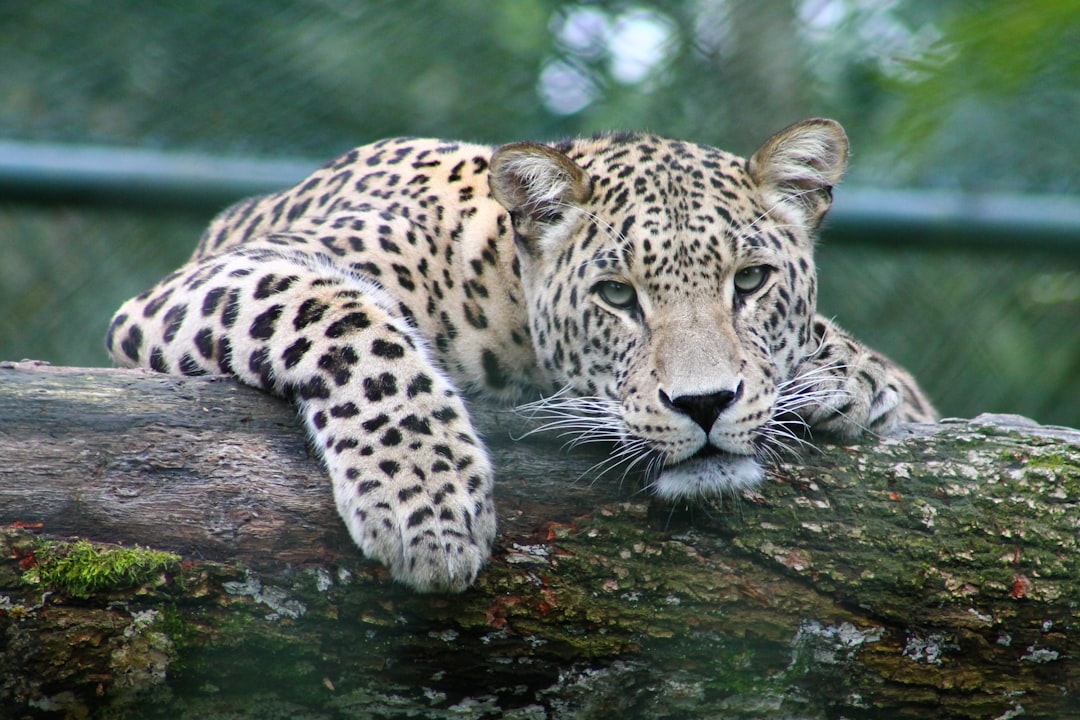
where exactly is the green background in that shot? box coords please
[2,0,1078,425]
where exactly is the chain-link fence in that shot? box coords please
[3,1,1078,426]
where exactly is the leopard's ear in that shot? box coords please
[749,118,849,229]
[489,142,592,251]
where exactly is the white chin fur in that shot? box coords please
[652,454,763,501]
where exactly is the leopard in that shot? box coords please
[106,118,937,593]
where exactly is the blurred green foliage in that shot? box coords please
[1,1,1077,425]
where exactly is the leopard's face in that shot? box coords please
[491,121,849,498]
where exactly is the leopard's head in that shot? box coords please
[489,119,849,499]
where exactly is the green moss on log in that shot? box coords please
[22,538,181,598]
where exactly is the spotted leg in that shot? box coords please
[106,242,496,592]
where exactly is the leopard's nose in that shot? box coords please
[660,382,743,432]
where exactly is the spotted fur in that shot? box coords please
[106,118,936,592]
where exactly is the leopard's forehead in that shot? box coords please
[562,132,807,294]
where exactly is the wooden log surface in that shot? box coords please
[1,360,1078,719]
[0,361,625,569]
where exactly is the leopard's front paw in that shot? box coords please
[332,440,497,592]
[316,386,497,592]
[359,472,496,593]
[789,316,938,439]
[796,356,905,439]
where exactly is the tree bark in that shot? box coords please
[1,361,1078,719]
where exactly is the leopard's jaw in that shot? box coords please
[652,454,764,501]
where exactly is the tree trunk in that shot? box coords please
[1,361,1077,719]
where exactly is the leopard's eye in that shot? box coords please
[733,265,771,294]
[594,280,638,310]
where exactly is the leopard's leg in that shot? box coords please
[786,315,938,439]
[106,242,495,592]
